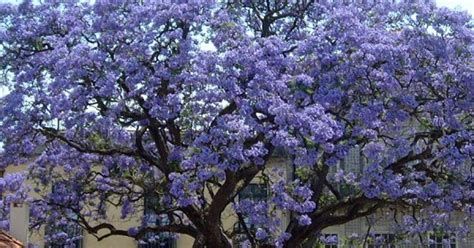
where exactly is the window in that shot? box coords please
[343,146,364,174]
[367,233,395,248]
[139,192,175,248]
[236,183,268,231]
[320,234,339,248]
[45,182,83,248]
[233,184,268,246]
[332,147,364,197]
[238,184,268,201]
[45,224,83,248]
[428,232,456,248]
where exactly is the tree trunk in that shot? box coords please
[284,225,324,248]
[202,225,232,248]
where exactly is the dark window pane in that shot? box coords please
[46,182,83,248]
[238,184,267,201]
[140,193,175,248]
[233,184,268,243]
[428,232,456,248]
[367,233,396,248]
[321,233,338,248]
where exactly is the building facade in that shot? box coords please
[2,153,474,248]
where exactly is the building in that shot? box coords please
[2,151,474,248]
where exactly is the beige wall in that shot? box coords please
[5,164,139,248]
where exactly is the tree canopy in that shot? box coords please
[0,0,472,247]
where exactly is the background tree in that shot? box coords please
[0,0,472,247]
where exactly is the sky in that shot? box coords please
[437,0,474,14]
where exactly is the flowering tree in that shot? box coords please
[0,1,472,247]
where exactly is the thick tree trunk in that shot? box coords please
[193,231,231,248]
[192,235,206,248]
[202,225,232,248]
[280,224,334,246]
[283,229,317,248]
